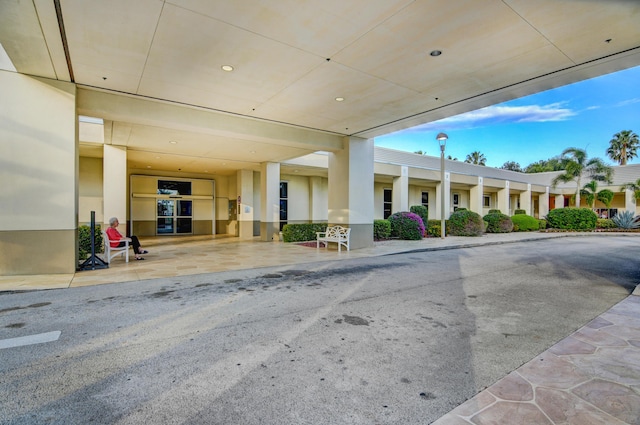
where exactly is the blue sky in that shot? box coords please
[375,65,640,169]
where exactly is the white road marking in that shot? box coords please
[0,331,61,349]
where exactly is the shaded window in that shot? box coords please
[158,180,191,195]
[483,195,491,208]
[384,188,392,219]
[280,181,288,231]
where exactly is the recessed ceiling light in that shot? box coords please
[169,141,177,144]
[146,165,151,168]
[221,65,234,72]
[335,97,345,102]
[430,50,442,57]
[250,150,256,154]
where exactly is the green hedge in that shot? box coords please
[447,210,484,236]
[511,214,539,231]
[546,208,597,230]
[79,224,103,260]
[514,209,526,215]
[538,219,547,230]
[596,218,616,229]
[282,223,328,242]
[374,220,391,240]
[483,213,513,233]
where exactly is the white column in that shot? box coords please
[236,169,254,239]
[328,136,374,249]
[309,176,327,222]
[539,187,550,218]
[555,194,565,209]
[519,184,532,215]
[0,73,78,275]
[434,172,451,219]
[260,162,280,241]
[624,189,636,214]
[392,166,409,213]
[469,177,484,215]
[103,145,127,233]
[497,181,510,214]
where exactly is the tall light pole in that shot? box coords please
[436,132,448,239]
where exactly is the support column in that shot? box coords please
[519,184,532,215]
[236,169,254,240]
[497,181,510,214]
[624,189,636,215]
[392,166,409,213]
[555,194,565,209]
[469,177,484,215]
[103,145,127,233]
[0,73,78,275]
[434,172,451,219]
[539,187,550,218]
[328,136,374,249]
[260,162,280,241]
[309,176,327,222]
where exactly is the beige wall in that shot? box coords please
[79,157,104,224]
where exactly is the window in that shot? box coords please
[483,195,491,208]
[384,189,392,219]
[421,191,429,208]
[453,193,460,208]
[279,181,288,231]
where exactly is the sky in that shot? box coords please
[374,65,640,169]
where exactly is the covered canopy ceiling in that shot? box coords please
[2,0,639,175]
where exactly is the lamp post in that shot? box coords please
[436,132,448,239]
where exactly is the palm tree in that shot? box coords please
[501,161,522,172]
[607,130,639,165]
[551,148,613,207]
[465,151,487,166]
[580,180,598,209]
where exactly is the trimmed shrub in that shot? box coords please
[409,205,428,227]
[389,212,424,240]
[374,219,391,240]
[447,210,484,236]
[79,224,103,260]
[596,218,616,229]
[488,209,501,214]
[546,208,597,230]
[514,209,526,215]
[510,214,539,232]
[426,220,443,238]
[483,213,513,233]
[538,219,547,230]
[282,223,328,242]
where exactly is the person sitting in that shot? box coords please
[105,217,148,260]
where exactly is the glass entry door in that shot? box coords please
[157,199,193,234]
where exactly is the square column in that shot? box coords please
[328,136,374,249]
[392,166,409,213]
[434,172,451,219]
[469,177,484,215]
[555,194,565,209]
[0,73,78,275]
[497,181,510,214]
[309,176,328,222]
[237,169,255,240]
[539,187,550,218]
[103,145,127,233]
[624,189,636,214]
[519,184,532,215]
[260,162,280,241]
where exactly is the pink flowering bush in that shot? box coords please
[388,212,425,240]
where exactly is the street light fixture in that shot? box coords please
[436,132,448,239]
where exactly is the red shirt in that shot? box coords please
[106,227,124,248]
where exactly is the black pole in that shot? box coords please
[78,210,108,271]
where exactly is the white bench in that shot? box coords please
[316,225,351,252]
[102,230,130,263]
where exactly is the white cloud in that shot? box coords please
[615,98,640,107]
[408,103,577,133]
